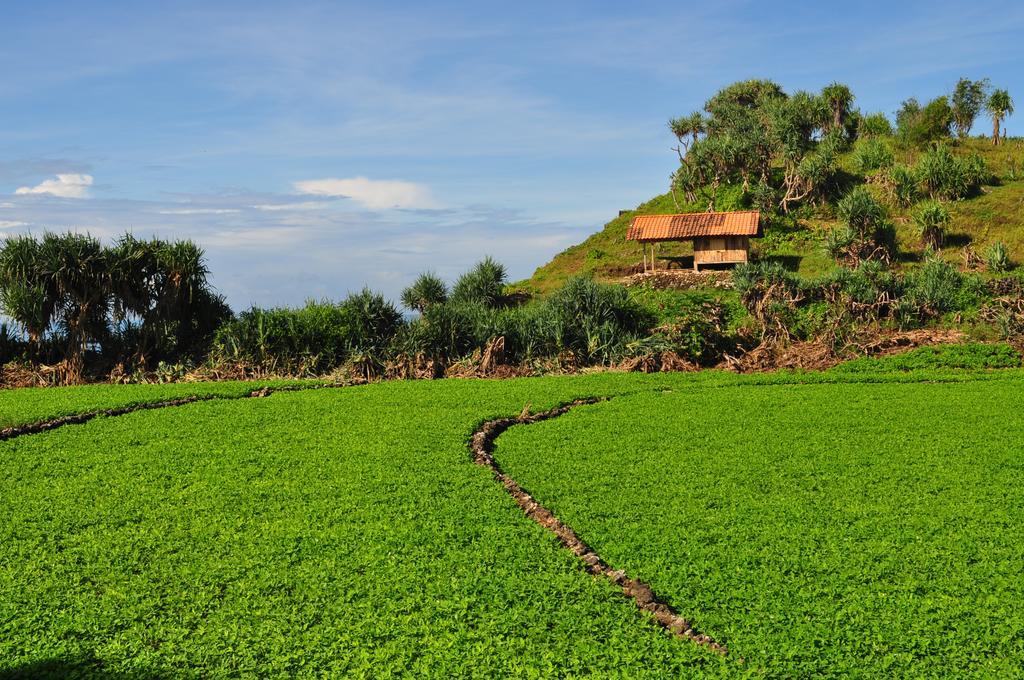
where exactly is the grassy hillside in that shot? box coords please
[522,138,1024,293]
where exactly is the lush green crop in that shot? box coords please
[0,380,317,430]
[0,373,733,677]
[498,378,1024,676]
[3,369,1024,676]
[833,342,1021,373]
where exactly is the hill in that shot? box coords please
[522,130,1024,294]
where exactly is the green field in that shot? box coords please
[2,370,1024,677]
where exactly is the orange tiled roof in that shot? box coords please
[626,211,760,241]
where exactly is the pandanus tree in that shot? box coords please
[109,234,225,367]
[450,257,508,307]
[668,112,705,158]
[821,82,854,134]
[0,235,57,354]
[825,187,896,266]
[37,233,110,382]
[401,272,448,313]
[0,232,113,378]
[987,89,1014,146]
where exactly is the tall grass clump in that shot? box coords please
[541,276,654,364]
[825,187,897,266]
[887,164,919,207]
[397,276,653,368]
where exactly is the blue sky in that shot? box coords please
[2,1,1022,309]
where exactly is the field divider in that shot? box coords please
[0,382,346,442]
[470,398,730,657]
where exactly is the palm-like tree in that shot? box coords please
[0,235,56,353]
[401,272,448,313]
[110,234,214,367]
[821,82,854,133]
[39,232,110,383]
[987,89,1014,145]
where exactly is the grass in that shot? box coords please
[3,369,1024,676]
[497,376,1024,676]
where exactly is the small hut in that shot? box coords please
[626,211,761,272]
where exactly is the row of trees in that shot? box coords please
[0,232,230,382]
[898,78,1013,146]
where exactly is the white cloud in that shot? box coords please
[0,202,14,208]
[252,201,329,212]
[293,176,439,210]
[157,207,241,215]
[14,173,93,198]
[0,220,29,229]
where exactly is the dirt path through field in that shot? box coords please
[471,399,730,657]
[4,383,729,657]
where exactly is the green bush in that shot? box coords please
[853,138,894,173]
[904,258,982,316]
[826,187,897,264]
[916,145,988,200]
[451,257,508,307]
[896,96,953,146]
[543,277,654,364]
[212,290,402,375]
[400,272,448,313]
[858,112,894,137]
[912,200,951,250]
[888,164,919,207]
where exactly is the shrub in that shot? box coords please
[450,257,507,307]
[888,164,919,207]
[401,272,448,313]
[212,290,402,376]
[916,145,987,200]
[912,201,950,250]
[987,241,1010,273]
[854,138,894,173]
[342,289,404,375]
[904,258,981,316]
[734,261,805,341]
[827,187,897,265]
[543,277,654,364]
[896,96,953,146]
[859,112,894,138]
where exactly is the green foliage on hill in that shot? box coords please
[522,76,1022,294]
